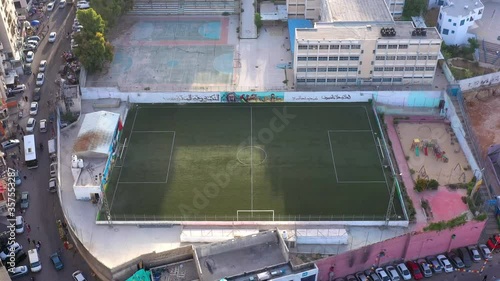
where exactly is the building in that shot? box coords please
[294,22,442,87]
[0,0,20,60]
[385,0,406,18]
[14,0,32,16]
[436,0,484,45]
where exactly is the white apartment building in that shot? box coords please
[436,0,484,45]
[385,0,406,18]
[294,22,442,86]
[0,0,21,59]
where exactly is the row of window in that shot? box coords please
[297,56,360,61]
[373,66,435,72]
[297,78,358,83]
[297,44,362,50]
[377,44,409,49]
[297,67,358,72]
[375,55,439,60]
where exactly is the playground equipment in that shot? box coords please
[411,139,449,162]
[418,165,429,180]
[449,163,466,183]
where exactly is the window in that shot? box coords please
[319,45,329,49]
[399,44,408,49]
[405,67,414,71]
[297,78,306,83]
[307,67,317,72]
[479,9,482,15]
[388,44,398,49]
[318,56,328,61]
[306,79,315,82]
[307,57,318,61]
[340,45,350,49]
[327,79,336,82]
[377,44,387,49]
[339,56,349,60]
[328,67,337,72]
[393,78,403,82]
[338,67,348,72]
[329,56,339,61]
[453,23,456,26]
[330,45,339,49]
[415,67,425,71]
[337,78,347,82]
[318,67,327,72]
[317,78,326,82]
[442,29,449,35]
[448,19,452,22]
[428,55,438,60]
[451,30,455,34]
[297,68,307,72]
[298,45,307,50]
[425,66,435,71]
[372,78,382,82]
[351,45,361,49]
[439,13,442,20]
[384,67,394,71]
[383,78,392,82]
[407,55,417,60]
[374,67,384,71]
[308,45,318,50]
[395,67,404,71]
[347,78,356,82]
[418,55,427,60]
[397,56,406,60]
[348,67,357,72]
[386,56,396,60]
[376,56,385,60]
[460,19,465,26]
[298,57,307,61]
[350,56,359,60]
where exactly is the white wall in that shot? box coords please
[437,2,483,45]
[458,71,500,91]
[73,185,100,201]
[81,87,221,103]
[285,92,370,102]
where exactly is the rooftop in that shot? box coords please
[73,111,120,158]
[150,259,199,281]
[296,22,441,42]
[323,0,393,23]
[441,0,484,18]
[227,262,317,281]
[195,231,288,281]
[72,157,107,187]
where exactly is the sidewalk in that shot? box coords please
[239,0,257,39]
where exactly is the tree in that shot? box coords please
[76,8,106,36]
[402,0,428,19]
[254,13,263,30]
[85,0,133,28]
[74,32,114,73]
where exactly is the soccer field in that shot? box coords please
[102,103,405,221]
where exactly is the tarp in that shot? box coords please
[288,19,313,54]
[126,269,151,281]
[30,20,40,26]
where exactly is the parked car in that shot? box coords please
[468,246,481,262]
[8,84,26,95]
[14,250,27,264]
[487,234,500,251]
[375,267,390,281]
[478,244,492,259]
[50,252,64,270]
[26,40,39,47]
[39,60,47,72]
[40,119,47,133]
[50,162,57,177]
[36,73,45,86]
[24,44,37,52]
[48,32,57,43]
[385,265,401,281]
[8,265,28,279]
[48,178,57,193]
[406,261,423,280]
[33,87,41,101]
[457,247,473,268]
[447,251,465,269]
[14,170,22,186]
[416,259,432,278]
[20,191,29,209]
[355,272,369,281]
[0,242,23,260]
[345,275,357,281]
[26,36,41,42]
[15,216,24,234]
[426,255,443,273]
[26,118,36,133]
[369,272,381,281]
[1,139,20,150]
[29,102,38,116]
[47,2,55,10]
[25,51,34,62]
[76,1,90,9]
[72,270,87,281]
[23,63,32,75]
[437,254,454,273]
[396,263,412,280]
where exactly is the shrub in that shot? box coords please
[409,168,415,174]
[428,179,439,190]
[414,178,428,192]
[423,214,467,231]
[474,213,487,221]
[461,196,467,204]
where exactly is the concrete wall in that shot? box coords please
[315,220,486,280]
[458,71,500,92]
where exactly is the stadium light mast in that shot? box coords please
[385,173,401,226]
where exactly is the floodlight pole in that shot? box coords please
[99,173,113,227]
[385,174,397,226]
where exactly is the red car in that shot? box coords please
[487,234,500,251]
[406,261,424,280]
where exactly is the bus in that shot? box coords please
[23,134,38,169]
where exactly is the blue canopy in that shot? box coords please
[30,20,40,26]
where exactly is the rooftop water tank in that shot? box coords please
[71,155,78,168]
[78,159,84,168]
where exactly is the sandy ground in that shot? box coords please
[396,123,473,185]
[464,85,500,154]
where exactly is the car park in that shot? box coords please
[48,32,57,43]
[36,73,45,86]
[468,246,481,262]
[20,191,30,209]
[447,251,464,269]
[26,51,35,62]
[478,244,492,259]
[437,254,454,273]
[26,118,36,132]
[396,263,411,280]
[33,87,41,101]
[1,139,20,150]
[8,265,28,279]
[72,270,87,281]
[50,252,64,270]
[457,247,473,268]
[425,256,443,273]
[0,242,23,260]
[47,2,55,10]
[375,267,390,281]
[405,261,423,280]
[8,84,26,95]
[355,272,369,281]
[385,265,401,281]
[39,60,47,72]
[30,102,39,116]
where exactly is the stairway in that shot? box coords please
[128,0,236,15]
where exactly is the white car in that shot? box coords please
[36,73,45,86]
[375,267,390,281]
[29,102,39,116]
[385,265,400,281]
[26,118,36,133]
[0,242,23,260]
[50,162,57,177]
[396,263,411,280]
[40,119,47,133]
[77,1,90,9]
[478,244,492,259]
[48,32,57,43]
[47,2,55,11]
[72,270,87,281]
[39,60,47,72]
[26,51,34,63]
[468,246,482,262]
[437,254,454,273]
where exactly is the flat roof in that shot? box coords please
[73,157,107,187]
[441,0,484,18]
[150,260,199,281]
[196,231,287,281]
[324,0,393,23]
[73,111,120,158]
[297,22,441,41]
[227,262,317,281]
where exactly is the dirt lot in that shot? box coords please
[464,85,500,154]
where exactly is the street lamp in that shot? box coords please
[447,234,456,252]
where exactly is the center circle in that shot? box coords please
[236,146,267,166]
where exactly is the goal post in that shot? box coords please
[236,210,275,221]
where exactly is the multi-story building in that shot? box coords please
[294,22,442,86]
[385,0,406,18]
[436,0,483,45]
[14,0,32,16]
[0,0,21,60]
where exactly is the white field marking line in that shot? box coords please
[110,108,139,210]
[328,130,372,132]
[327,131,340,183]
[133,131,176,133]
[250,107,254,212]
[338,181,387,184]
[165,131,176,183]
[117,182,167,184]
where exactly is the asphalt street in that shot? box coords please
[7,3,94,281]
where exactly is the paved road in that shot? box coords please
[9,3,94,281]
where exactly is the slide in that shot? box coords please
[416,146,420,157]
[424,146,428,156]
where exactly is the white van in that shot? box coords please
[15,216,24,234]
[59,0,66,8]
[28,249,42,272]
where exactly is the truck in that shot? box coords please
[48,138,56,161]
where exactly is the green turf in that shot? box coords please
[102,103,405,221]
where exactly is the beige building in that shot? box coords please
[293,22,442,86]
[385,0,406,18]
[0,0,20,59]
